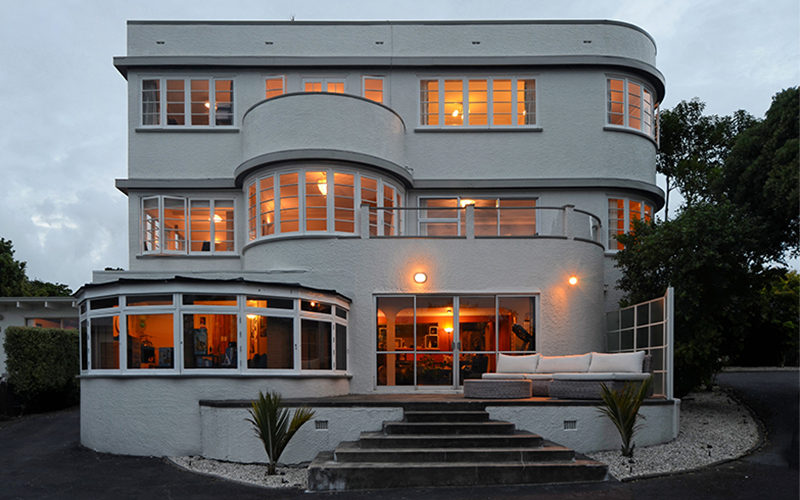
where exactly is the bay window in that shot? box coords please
[419,77,537,127]
[607,77,658,140]
[141,196,235,255]
[141,77,234,127]
[608,197,654,250]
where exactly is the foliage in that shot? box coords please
[717,87,799,262]
[597,376,653,458]
[246,390,315,475]
[0,238,72,297]
[615,202,765,396]
[3,327,80,413]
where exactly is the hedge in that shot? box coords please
[3,326,80,412]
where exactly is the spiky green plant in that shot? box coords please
[246,390,315,475]
[597,376,653,458]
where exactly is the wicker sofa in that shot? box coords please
[481,351,653,399]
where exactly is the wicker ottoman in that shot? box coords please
[463,379,532,399]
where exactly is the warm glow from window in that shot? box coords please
[569,276,578,286]
[414,272,427,283]
[317,179,327,196]
[460,199,475,207]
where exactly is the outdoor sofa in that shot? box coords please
[480,351,653,399]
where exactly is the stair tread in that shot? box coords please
[311,459,605,468]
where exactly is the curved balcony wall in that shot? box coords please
[238,93,409,186]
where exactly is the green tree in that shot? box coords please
[0,238,72,297]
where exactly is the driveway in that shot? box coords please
[0,370,797,500]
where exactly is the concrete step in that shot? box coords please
[357,430,544,449]
[404,410,490,422]
[333,440,576,463]
[383,420,516,435]
[307,452,609,491]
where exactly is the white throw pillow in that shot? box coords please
[536,353,592,373]
[588,351,645,373]
[496,353,539,373]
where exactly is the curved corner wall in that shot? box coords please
[238,93,408,184]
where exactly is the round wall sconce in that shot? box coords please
[568,276,578,286]
[414,272,427,283]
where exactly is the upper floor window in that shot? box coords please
[246,168,403,242]
[141,196,235,255]
[419,197,537,236]
[141,78,234,127]
[419,77,536,127]
[303,78,345,93]
[265,76,285,99]
[363,76,384,104]
[608,197,653,250]
[607,77,658,140]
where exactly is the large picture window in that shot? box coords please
[141,77,234,127]
[419,197,537,236]
[607,77,658,140]
[141,196,235,255]
[419,77,536,127]
[376,294,537,388]
[608,197,654,250]
[246,168,403,241]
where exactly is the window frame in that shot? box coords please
[265,76,286,99]
[302,77,347,94]
[606,76,659,141]
[139,76,235,128]
[418,76,538,129]
[362,76,385,104]
[140,196,236,256]
[607,197,654,251]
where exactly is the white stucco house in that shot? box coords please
[76,20,677,462]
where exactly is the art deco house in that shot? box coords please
[76,20,674,461]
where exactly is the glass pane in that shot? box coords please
[166,79,185,125]
[248,183,257,241]
[467,79,487,125]
[190,79,210,126]
[377,296,415,352]
[517,79,536,125]
[417,353,452,385]
[91,316,119,369]
[621,307,635,329]
[650,299,664,323]
[336,323,347,370]
[301,319,331,369]
[247,315,293,369]
[182,294,237,306]
[91,297,119,310]
[142,79,160,125]
[301,300,332,314]
[280,173,299,233]
[213,200,235,252]
[334,173,355,233]
[260,176,275,237]
[183,314,238,368]
[650,323,664,346]
[458,296,495,352]
[636,327,649,349]
[81,320,88,370]
[492,79,512,125]
[377,353,414,386]
[637,303,649,326]
[163,198,186,252]
[498,296,535,352]
[420,79,439,126]
[653,372,664,396]
[621,328,634,350]
[443,80,463,126]
[364,77,383,103]
[607,331,620,352]
[127,294,173,307]
[214,80,233,126]
[499,199,536,236]
[651,347,664,371]
[608,79,624,126]
[246,296,294,309]
[415,296,454,353]
[266,77,284,98]
[460,353,491,384]
[189,200,211,252]
[127,314,174,369]
[469,199,498,237]
[305,171,327,231]
[606,311,620,332]
[336,307,347,319]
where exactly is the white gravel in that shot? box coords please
[168,387,760,489]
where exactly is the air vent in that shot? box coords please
[315,420,329,430]
[375,41,384,45]
[471,41,481,45]
[564,420,577,430]
[156,41,165,45]
[265,41,273,45]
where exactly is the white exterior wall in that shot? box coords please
[0,300,77,375]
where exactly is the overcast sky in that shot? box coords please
[0,0,797,291]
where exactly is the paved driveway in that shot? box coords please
[1,371,797,500]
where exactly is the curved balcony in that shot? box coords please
[237,93,409,186]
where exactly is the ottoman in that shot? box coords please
[463,379,532,399]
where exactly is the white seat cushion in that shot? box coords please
[496,353,539,374]
[552,372,651,381]
[588,351,645,373]
[523,373,554,380]
[536,353,592,373]
[482,372,527,379]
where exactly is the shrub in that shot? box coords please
[246,390,315,475]
[3,327,79,413]
[597,376,653,458]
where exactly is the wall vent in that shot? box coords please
[315,420,329,431]
[563,420,577,430]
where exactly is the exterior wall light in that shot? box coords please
[569,276,578,286]
[414,272,427,283]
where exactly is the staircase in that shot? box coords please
[307,402,609,491]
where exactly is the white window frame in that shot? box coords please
[418,76,538,128]
[362,75,385,104]
[140,196,236,255]
[139,76,235,128]
[606,76,658,141]
[607,197,654,252]
[302,77,347,94]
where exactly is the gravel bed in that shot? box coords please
[169,387,759,488]
[588,388,759,480]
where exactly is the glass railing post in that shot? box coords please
[562,204,575,239]
[465,204,475,239]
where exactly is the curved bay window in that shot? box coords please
[79,290,348,375]
[376,294,537,388]
[246,168,403,241]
